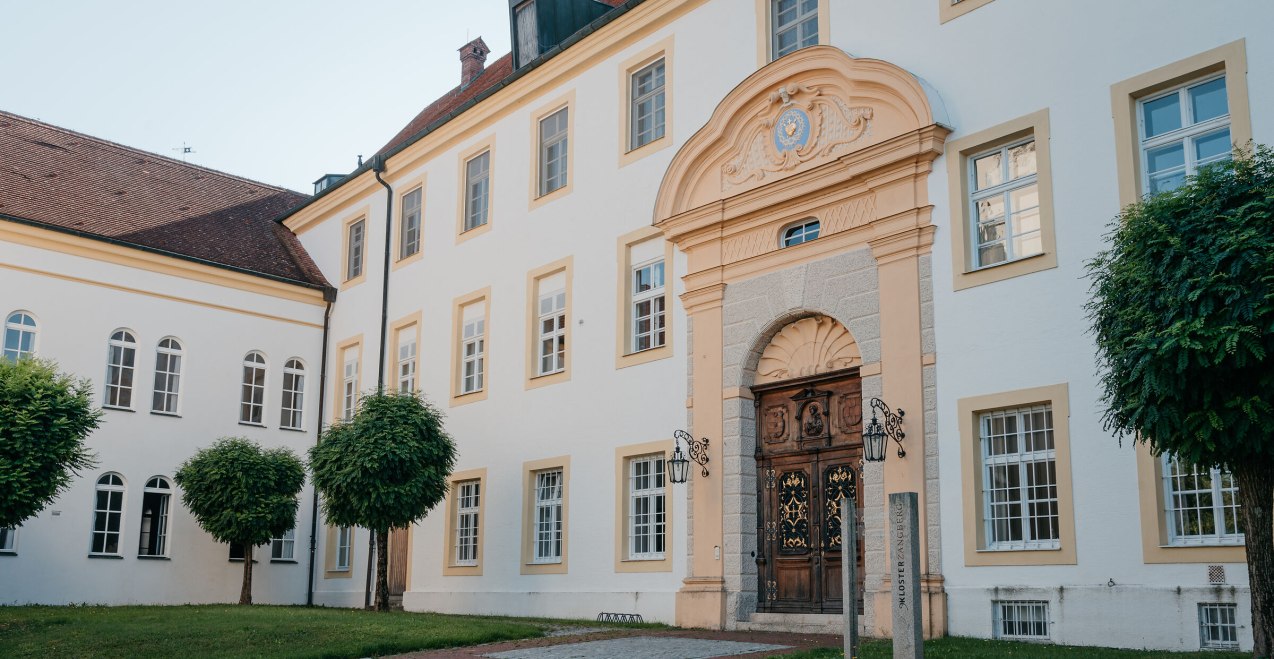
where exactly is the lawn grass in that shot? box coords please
[774,637,1246,658]
[0,604,562,659]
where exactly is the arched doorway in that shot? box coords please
[753,315,864,615]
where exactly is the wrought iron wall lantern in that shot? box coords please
[863,397,906,462]
[670,429,710,483]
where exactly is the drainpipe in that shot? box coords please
[306,290,336,607]
[366,154,394,609]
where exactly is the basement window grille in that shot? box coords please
[1199,603,1239,650]
[993,600,1050,641]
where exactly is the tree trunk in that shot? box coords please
[375,529,391,611]
[239,540,253,605]
[1233,459,1274,657]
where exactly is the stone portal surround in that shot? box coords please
[693,248,939,633]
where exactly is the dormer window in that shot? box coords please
[781,219,820,247]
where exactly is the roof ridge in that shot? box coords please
[0,109,307,198]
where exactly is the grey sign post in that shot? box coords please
[890,491,923,659]
[841,497,858,658]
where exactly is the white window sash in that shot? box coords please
[629,59,666,150]
[630,259,666,353]
[1137,74,1231,195]
[464,152,490,231]
[537,289,566,376]
[979,407,1059,551]
[628,457,666,560]
[1162,456,1244,546]
[533,470,564,563]
[454,481,480,566]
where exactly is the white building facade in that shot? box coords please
[3,0,1271,652]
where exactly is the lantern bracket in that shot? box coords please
[867,397,906,460]
[672,429,711,481]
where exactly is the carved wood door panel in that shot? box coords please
[755,370,864,614]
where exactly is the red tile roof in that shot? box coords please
[373,3,628,157]
[0,111,329,289]
[375,53,515,157]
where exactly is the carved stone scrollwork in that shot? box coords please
[721,81,873,192]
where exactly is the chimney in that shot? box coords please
[459,36,491,89]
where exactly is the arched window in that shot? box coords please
[240,351,267,425]
[138,476,171,557]
[91,473,125,555]
[3,311,37,361]
[152,338,183,415]
[781,219,820,247]
[105,330,137,409]
[280,358,305,430]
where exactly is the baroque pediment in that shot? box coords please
[721,83,873,193]
[653,46,936,225]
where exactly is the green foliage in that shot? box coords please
[0,605,545,659]
[173,437,305,548]
[1086,145,1274,468]
[309,391,456,534]
[0,358,101,528]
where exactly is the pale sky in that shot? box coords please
[3,1,515,192]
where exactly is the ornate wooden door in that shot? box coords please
[755,370,864,614]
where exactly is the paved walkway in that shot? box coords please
[392,628,840,659]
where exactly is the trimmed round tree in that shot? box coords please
[1087,146,1274,654]
[174,437,305,605]
[310,391,456,611]
[0,358,101,528]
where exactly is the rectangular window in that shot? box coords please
[533,469,564,563]
[335,527,352,571]
[399,187,422,259]
[980,405,1059,550]
[1163,456,1243,545]
[538,108,569,196]
[464,151,490,232]
[454,480,480,566]
[537,287,566,377]
[993,601,1050,641]
[105,334,136,409]
[632,259,666,353]
[0,527,15,553]
[396,328,417,394]
[461,309,485,395]
[229,543,247,561]
[1138,75,1230,195]
[345,219,365,281]
[271,528,296,561]
[1199,603,1239,650]
[771,0,818,60]
[969,139,1041,268]
[341,351,358,421]
[630,59,666,151]
[628,456,666,560]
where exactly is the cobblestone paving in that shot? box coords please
[482,636,790,659]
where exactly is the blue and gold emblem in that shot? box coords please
[773,107,810,153]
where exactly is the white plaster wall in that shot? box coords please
[0,240,325,605]
[297,0,774,623]
[839,0,1274,651]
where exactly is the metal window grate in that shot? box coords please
[1208,565,1226,584]
[993,600,1050,641]
[1199,603,1239,650]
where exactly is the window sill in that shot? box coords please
[530,559,563,565]
[622,555,667,562]
[0,551,16,557]
[1162,541,1245,549]
[102,406,134,412]
[88,553,124,559]
[453,562,479,568]
[279,426,307,433]
[978,545,1061,553]
[228,558,260,563]
[238,422,267,428]
[270,559,298,564]
[450,388,488,407]
[137,555,171,560]
[966,251,1046,274]
[150,411,181,418]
